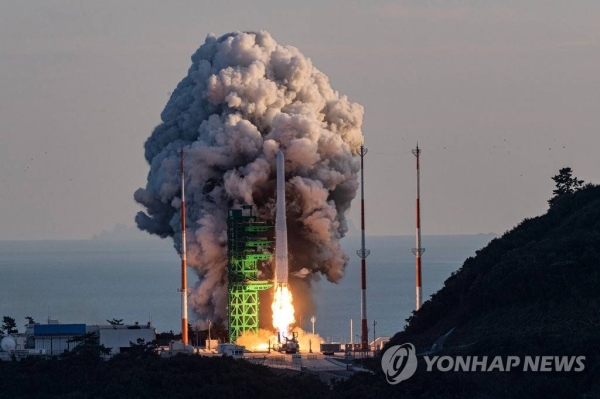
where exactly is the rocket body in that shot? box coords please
[275,150,289,285]
[272,150,296,337]
[180,150,188,345]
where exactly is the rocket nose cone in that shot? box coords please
[277,150,285,172]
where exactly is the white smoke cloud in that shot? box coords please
[134,31,364,324]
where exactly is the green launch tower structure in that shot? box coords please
[227,205,273,342]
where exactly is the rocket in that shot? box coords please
[275,150,289,285]
[180,149,189,345]
[272,150,295,340]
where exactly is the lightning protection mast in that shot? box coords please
[356,145,370,352]
[180,149,189,345]
[412,144,425,311]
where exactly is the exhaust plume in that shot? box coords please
[134,31,364,324]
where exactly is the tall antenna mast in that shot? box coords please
[356,145,370,351]
[179,149,189,345]
[412,144,424,311]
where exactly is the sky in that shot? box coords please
[0,0,599,240]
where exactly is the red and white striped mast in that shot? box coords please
[412,144,424,311]
[179,149,189,345]
[356,145,370,351]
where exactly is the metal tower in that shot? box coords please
[227,205,273,343]
[356,145,370,351]
[412,144,425,311]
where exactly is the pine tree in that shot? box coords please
[548,167,584,206]
[1,316,18,335]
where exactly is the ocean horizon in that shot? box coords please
[0,234,495,341]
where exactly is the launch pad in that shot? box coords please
[227,205,273,342]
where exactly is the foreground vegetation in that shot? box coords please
[0,349,329,399]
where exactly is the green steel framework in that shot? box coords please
[227,205,273,343]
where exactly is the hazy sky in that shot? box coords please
[1,1,598,240]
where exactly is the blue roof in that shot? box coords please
[33,324,86,336]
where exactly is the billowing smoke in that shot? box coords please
[134,31,364,324]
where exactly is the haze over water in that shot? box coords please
[0,234,494,340]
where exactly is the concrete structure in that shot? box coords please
[0,321,156,359]
[96,322,155,355]
[217,343,245,358]
[205,339,218,350]
[159,340,194,357]
[370,337,390,352]
[32,323,87,356]
[0,334,43,361]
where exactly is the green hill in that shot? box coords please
[401,184,600,354]
[335,184,600,398]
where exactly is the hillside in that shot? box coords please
[336,185,600,398]
[400,184,600,353]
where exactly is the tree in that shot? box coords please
[548,167,585,206]
[24,316,36,325]
[1,316,18,335]
[64,332,111,360]
[107,318,124,326]
[209,321,228,343]
[123,338,159,359]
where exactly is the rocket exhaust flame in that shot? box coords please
[272,283,295,338]
[236,327,323,354]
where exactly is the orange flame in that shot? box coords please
[272,283,295,337]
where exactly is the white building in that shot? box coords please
[217,343,245,358]
[25,321,156,357]
[94,322,155,355]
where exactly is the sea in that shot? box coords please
[0,234,495,342]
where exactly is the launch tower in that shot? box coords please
[356,145,370,351]
[412,144,424,311]
[227,205,273,342]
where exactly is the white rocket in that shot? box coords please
[275,150,289,285]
